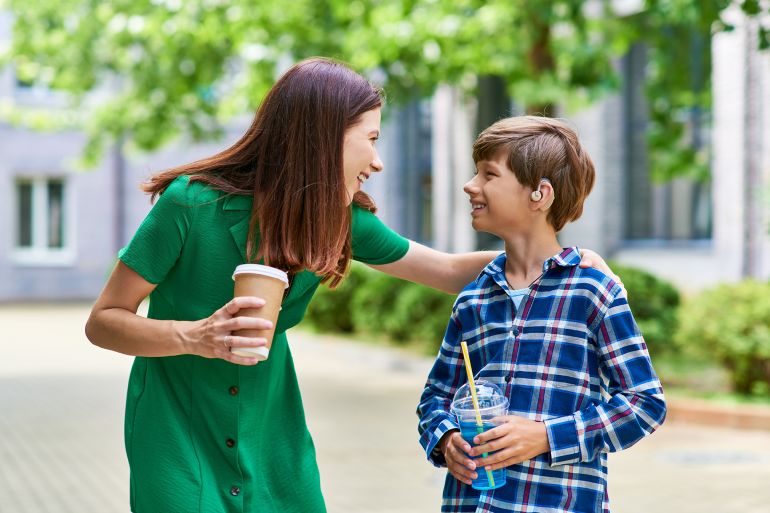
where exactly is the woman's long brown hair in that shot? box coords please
[142,58,382,287]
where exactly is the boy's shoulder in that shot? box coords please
[454,252,506,301]
[550,263,619,292]
[543,262,625,316]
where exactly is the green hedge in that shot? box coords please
[382,282,455,349]
[350,271,408,337]
[305,262,455,352]
[675,280,770,396]
[608,261,680,356]
[302,263,370,333]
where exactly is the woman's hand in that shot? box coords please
[186,296,272,366]
[469,415,550,471]
[578,248,625,293]
[439,431,478,485]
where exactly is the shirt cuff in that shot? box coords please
[425,418,460,468]
[544,415,581,466]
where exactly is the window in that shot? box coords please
[12,67,67,107]
[622,43,713,243]
[15,76,34,89]
[13,176,74,265]
[391,99,433,244]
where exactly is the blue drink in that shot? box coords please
[458,420,507,490]
[451,380,509,491]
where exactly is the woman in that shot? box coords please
[86,57,614,513]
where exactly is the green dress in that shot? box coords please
[118,176,409,513]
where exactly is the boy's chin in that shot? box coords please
[470,219,501,237]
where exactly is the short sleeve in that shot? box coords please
[118,176,197,284]
[350,205,410,265]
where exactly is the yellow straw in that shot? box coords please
[460,341,495,487]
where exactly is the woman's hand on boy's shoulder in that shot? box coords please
[469,416,550,471]
[439,431,478,486]
[578,248,626,295]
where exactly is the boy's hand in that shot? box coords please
[439,430,478,486]
[469,415,550,471]
[578,248,625,295]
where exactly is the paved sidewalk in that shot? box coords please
[2,302,770,513]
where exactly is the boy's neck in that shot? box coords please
[501,228,562,289]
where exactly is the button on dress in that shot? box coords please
[119,176,409,513]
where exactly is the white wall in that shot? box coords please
[430,86,476,253]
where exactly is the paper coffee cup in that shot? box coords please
[230,264,289,360]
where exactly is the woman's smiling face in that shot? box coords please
[342,108,383,205]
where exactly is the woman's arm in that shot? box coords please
[369,241,620,294]
[85,261,271,365]
[368,241,496,294]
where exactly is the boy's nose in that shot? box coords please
[463,178,478,194]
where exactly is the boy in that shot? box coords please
[417,116,666,513]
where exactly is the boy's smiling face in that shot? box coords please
[464,150,532,236]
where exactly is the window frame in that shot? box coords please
[11,175,76,266]
[620,42,713,245]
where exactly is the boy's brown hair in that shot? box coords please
[472,116,595,232]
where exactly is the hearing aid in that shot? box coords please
[530,178,552,202]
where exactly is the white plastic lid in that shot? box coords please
[230,346,270,360]
[232,264,289,288]
[450,380,508,414]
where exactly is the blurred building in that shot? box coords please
[1,7,769,301]
[369,5,770,294]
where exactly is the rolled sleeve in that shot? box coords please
[350,205,410,265]
[119,176,197,284]
[421,415,459,467]
[551,285,667,465]
[544,415,581,466]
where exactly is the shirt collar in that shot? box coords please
[546,246,582,272]
[480,246,582,287]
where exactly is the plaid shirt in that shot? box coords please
[417,247,666,513]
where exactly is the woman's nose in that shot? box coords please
[371,149,384,172]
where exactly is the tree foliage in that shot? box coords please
[1,0,768,169]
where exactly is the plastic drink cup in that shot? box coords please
[450,380,509,491]
[231,264,289,360]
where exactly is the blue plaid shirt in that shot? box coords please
[417,248,666,513]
